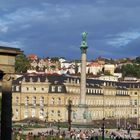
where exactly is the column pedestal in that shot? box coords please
[76,105,88,123]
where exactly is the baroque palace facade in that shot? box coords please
[1,74,139,127]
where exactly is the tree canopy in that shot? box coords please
[120,64,140,78]
[15,53,30,73]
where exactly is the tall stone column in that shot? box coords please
[75,32,89,123]
[80,32,88,105]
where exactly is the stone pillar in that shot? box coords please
[1,75,12,140]
[75,32,89,123]
[0,46,22,140]
[80,32,88,105]
[80,47,87,105]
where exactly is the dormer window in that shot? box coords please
[30,77,33,82]
[12,86,14,91]
[58,86,62,92]
[45,78,48,82]
[16,86,19,91]
[37,77,40,82]
[77,79,80,84]
[51,86,55,92]
[22,77,25,82]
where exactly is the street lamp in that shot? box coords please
[57,119,60,130]
[68,99,72,131]
[102,118,105,140]
[46,111,49,121]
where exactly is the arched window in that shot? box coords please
[58,97,61,105]
[16,97,19,104]
[52,97,55,105]
[32,96,36,106]
[40,97,44,107]
[39,109,44,119]
[16,109,19,116]
[51,110,54,116]
[34,87,36,91]
[32,109,36,117]
[24,108,28,118]
[25,96,29,106]
[26,87,29,91]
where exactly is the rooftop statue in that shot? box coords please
[82,32,88,42]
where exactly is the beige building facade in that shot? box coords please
[4,74,139,127]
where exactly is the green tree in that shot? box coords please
[50,57,59,62]
[114,67,121,73]
[121,64,140,78]
[134,56,140,64]
[104,70,111,76]
[15,53,30,73]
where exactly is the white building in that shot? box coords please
[104,64,115,75]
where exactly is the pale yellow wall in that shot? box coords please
[10,79,140,126]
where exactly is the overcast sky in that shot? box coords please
[0,0,140,60]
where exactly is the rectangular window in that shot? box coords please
[134,109,137,114]
[24,109,28,118]
[130,99,132,105]
[58,110,61,117]
[134,100,137,105]
[32,109,36,117]
[16,109,19,116]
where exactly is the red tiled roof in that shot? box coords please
[27,54,38,59]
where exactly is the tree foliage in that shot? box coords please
[133,56,140,64]
[121,64,140,78]
[50,57,59,62]
[15,53,30,73]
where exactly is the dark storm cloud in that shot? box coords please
[0,0,140,59]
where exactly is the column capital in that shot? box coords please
[2,74,17,82]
